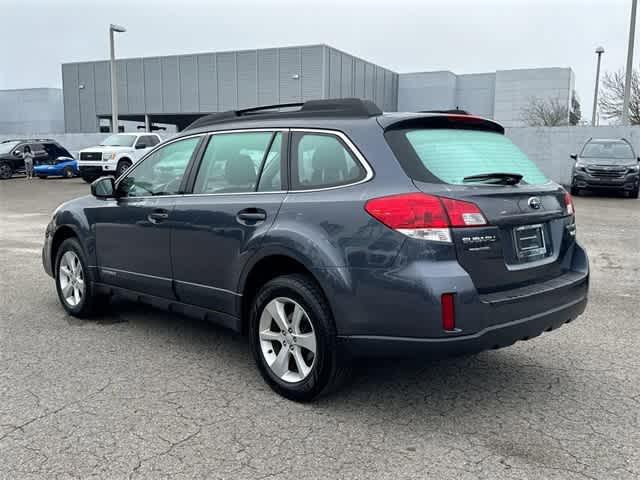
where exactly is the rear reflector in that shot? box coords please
[364,193,487,242]
[441,293,456,331]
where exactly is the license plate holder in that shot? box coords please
[514,223,547,259]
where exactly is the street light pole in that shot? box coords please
[622,0,637,125]
[592,46,605,126]
[109,24,126,133]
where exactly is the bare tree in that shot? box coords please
[598,68,640,124]
[570,90,581,125]
[522,97,569,126]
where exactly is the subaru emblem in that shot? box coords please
[528,197,542,209]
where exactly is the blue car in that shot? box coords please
[34,157,78,178]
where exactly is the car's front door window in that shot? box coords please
[118,137,201,198]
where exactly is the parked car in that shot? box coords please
[34,157,78,179]
[570,138,640,198]
[0,139,73,179]
[42,99,589,401]
[77,133,162,182]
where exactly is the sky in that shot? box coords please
[0,0,635,121]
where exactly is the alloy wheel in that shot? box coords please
[58,251,85,307]
[259,297,317,383]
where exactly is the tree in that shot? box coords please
[598,68,640,125]
[570,90,581,125]
[522,97,569,126]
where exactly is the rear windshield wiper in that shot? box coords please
[462,172,523,185]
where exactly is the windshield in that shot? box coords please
[399,129,548,185]
[100,134,137,147]
[0,141,20,154]
[581,141,634,160]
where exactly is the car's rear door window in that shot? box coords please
[395,129,548,185]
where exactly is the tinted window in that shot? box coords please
[0,141,21,154]
[193,132,278,194]
[137,135,159,148]
[398,129,548,186]
[118,137,200,197]
[291,133,364,190]
[581,141,634,159]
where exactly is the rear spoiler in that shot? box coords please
[378,113,504,135]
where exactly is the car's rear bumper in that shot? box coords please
[339,294,586,357]
[42,222,54,278]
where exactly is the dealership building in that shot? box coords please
[60,44,575,132]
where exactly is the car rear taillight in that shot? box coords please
[364,193,487,242]
[564,192,575,216]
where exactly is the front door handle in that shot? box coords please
[237,208,267,224]
[148,209,169,224]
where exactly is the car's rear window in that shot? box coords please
[391,129,549,185]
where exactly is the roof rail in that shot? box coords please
[185,98,382,130]
[419,109,472,115]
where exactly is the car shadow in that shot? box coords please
[80,298,575,421]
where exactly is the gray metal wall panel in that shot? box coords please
[78,63,97,132]
[375,66,385,108]
[329,50,341,98]
[364,63,375,101]
[179,55,199,113]
[258,49,279,106]
[143,58,163,113]
[301,46,323,101]
[384,70,393,111]
[217,52,237,111]
[237,51,258,109]
[115,60,128,115]
[354,60,365,99]
[62,64,80,132]
[94,62,110,115]
[279,47,301,103]
[125,59,144,114]
[340,55,353,97]
[196,54,217,112]
[161,57,180,113]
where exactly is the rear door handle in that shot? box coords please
[148,209,170,224]
[237,208,267,223]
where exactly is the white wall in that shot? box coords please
[495,68,573,127]
[506,125,640,185]
[0,89,64,134]
[397,71,457,111]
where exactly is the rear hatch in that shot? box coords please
[413,181,573,292]
[382,115,576,293]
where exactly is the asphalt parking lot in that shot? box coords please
[1,176,639,480]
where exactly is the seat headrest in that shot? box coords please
[225,154,256,185]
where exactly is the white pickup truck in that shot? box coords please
[77,133,162,182]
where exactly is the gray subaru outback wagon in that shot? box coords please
[43,99,589,401]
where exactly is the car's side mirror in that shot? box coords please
[13,150,21,157]
[135,143,147,150]
[637,156,640,163]
[570,153,578,160]
[91,176,116,198]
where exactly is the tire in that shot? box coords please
[570,186,579,196]
[629,187,639,199]
[249,274,350,401]
[116,159,132,177]
[63,166,74,178]
[37,175,47,179]
[54,237,108,318]
[0,162,13,179]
